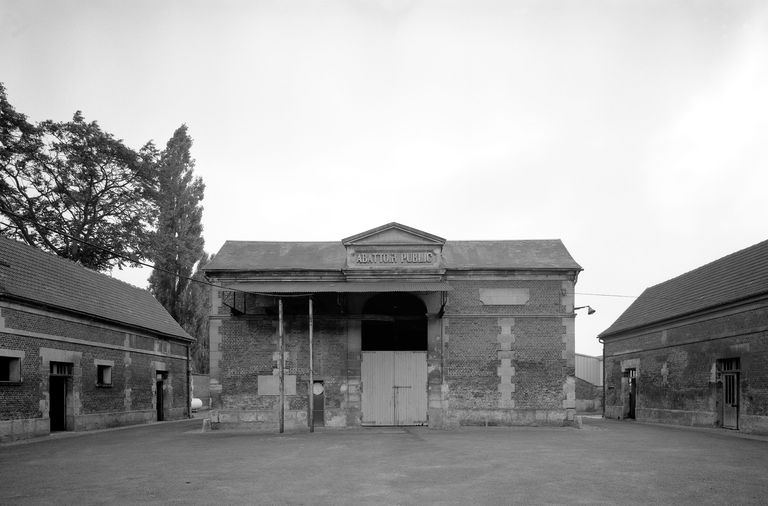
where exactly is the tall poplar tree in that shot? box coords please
[184,252,212,373]
[148,125,205,325]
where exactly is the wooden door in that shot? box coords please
[393,351,427,425]
[362,351,395,425]
[362,351,427,426]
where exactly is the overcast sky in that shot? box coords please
[2,0,766,356]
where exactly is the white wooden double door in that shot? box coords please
[361,351,428,426]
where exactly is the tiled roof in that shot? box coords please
[204,239,582,271]
[0,236,191,340]
[600,238,768,338]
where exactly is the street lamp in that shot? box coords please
[574,305,596,315]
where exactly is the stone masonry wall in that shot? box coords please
[604,302,768,434]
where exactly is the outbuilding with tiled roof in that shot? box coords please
[1,236,193,442]
[599,238,768,434]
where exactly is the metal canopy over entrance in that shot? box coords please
[221,281,451,293]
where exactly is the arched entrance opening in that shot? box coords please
[360,292,429,426]
[361,293,428,351]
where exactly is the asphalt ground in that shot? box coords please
[1,416,767,505]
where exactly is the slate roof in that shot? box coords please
[204,239,582,271]
[600,238,768,338]
[443,240,582,270]
[0,236,191,341]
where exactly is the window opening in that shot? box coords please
[97,365,113,386]
[1,356,22,382]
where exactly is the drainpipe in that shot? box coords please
[186,343,192,419]
[599,337,605,418]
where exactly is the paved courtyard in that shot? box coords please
[1,416,767,505]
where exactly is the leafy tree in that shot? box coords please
[148,125,205,318]
[0,83,157,271]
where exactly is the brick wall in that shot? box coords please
[446,279,565,316]
[603,302,768,434]
[0,333,42,419]
[1,304,189,442]
[3,307,127,346]
[441,278,572,426]
[514,318,568,409]
[445,317,500,410]
[216,300,351,427]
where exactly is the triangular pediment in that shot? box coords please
[342,222,445,246]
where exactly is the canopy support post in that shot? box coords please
[278,297,284,434]
[308,296,314,433]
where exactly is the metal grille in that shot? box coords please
[50,362,73,376]
[719,358,740,372]
[719,357,740,429]
[724,374,737,404]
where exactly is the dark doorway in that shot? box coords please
[49,376,68,431]
[627,368,637,419]
[312,381,325,427]
[49,361,73,432]
[156,372,167,421]
[361,293,428,351]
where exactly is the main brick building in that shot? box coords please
[204,223,582,429]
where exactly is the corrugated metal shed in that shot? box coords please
[575,353,602,386]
